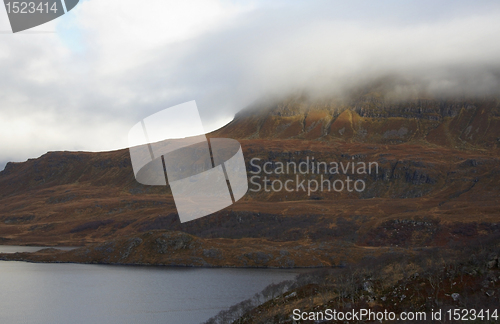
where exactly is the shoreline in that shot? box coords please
[0,230,391,269]
[0,256,329,269]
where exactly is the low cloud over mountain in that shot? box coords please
[1,0,500,168]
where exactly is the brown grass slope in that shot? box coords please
[0,95,499,267]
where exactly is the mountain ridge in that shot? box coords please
[0,95,499,269]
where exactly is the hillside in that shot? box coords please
[0,94,499,269]
[205,233,500,324]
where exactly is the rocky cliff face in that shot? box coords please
[213,95,500,150]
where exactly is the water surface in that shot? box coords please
[0,245,76,253]
[0,261,302,324]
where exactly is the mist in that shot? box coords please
[1,0,500,169]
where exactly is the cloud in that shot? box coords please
[1,0,500,169]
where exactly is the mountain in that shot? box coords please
[214,94,500,149]
[0,93,499,268]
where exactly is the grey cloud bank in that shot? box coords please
[1,0,500,169]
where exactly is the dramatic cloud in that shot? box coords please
[1,0,500,169]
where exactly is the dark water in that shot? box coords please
[0,261,302,324]
[0,245,77,253]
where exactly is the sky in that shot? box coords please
[1,0,500,169]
